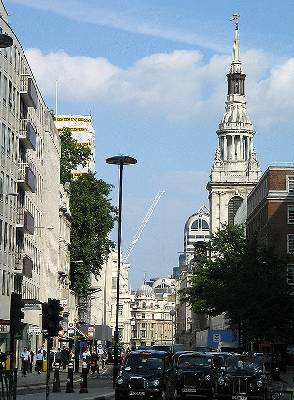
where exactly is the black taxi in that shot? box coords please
[115,349,176,399]
[176,352,215,398]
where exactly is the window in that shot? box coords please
[6,272,10,296]
[3,222,7,250]
[3,76,7,106]
[228,196,243,225]
[287,265,294,285]
[288,177,294,193]
[288,206,294,224]
[118,304,123,316]
[140,330,146,338]
[287,234,294,254]
[142,313,145,319]
[141,323,146,328]
[0,220,2,249]
[2,270,6,295]
[142,302,146,309]
[112,277,117,290]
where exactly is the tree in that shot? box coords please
[59,127,92,184]
[181,224,293,345]
[69,173,117,296]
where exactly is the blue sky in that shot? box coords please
[5,0,294,287]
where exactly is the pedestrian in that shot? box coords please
[20,347,30,376]
[29,348,34,373]
[36,350,43,374]
[60,345,69,369]
[55,348,62,367]
[82,346,91,372]
[90,349,99,374]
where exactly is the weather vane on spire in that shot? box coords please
[231,14,240,30]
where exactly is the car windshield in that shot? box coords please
[153,346,171,352]
[227,357,261,374]
[178,354,212,368]
[125,353,164,371]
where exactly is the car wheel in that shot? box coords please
[161,390,167,400]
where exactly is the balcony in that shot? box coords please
[15,252,33,278]
[16,208,34,234]
[19,120,37,150]
[17,163,36,193]
[20,75,38,109]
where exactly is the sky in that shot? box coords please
[5,0,294,288]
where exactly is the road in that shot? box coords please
[15,366,114,399]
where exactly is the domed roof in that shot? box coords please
[136,284,155,298]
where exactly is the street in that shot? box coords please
[15,366,114,400]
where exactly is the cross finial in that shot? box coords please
[231,14,240,30]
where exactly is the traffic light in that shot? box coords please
[10,292,25,335]
[42,298,63,337]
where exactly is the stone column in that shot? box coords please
[224,136,227,160]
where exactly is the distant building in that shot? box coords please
[130,283,175,347]
[175,205,210,347]
[54,115,96,176]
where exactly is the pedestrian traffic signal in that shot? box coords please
[42,298,64,337]
[10,292,25,335]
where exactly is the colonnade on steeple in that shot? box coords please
[219,134,253,161]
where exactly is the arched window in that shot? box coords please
[191,220,199,231]
[228,196,243,225]
[201,220,209,231]
[142,302,146,309]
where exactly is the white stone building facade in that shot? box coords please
[130,282,175,348]
[0,0,71,352]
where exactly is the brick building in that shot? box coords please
[247,166,294,284]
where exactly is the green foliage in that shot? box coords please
[182,224,293,344]
[60,127,92,184]
[69,173,117,296]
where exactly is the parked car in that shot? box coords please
[176,352,215,399]
[213,354,269,400]
[115,349,176,400]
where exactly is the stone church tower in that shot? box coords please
[207,15,261,234]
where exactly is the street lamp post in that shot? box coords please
[106,155,137,385]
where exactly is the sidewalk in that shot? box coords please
[16,366,114,399]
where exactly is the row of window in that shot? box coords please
[0,269,12,296]
[0,219,15,252]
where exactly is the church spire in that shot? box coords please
[227,14,245,96]
[230,14,241,73]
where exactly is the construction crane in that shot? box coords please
[122,190,165,263]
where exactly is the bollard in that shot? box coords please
[52,362,61,392]
[79,362,88,393]
[65,361,74,393]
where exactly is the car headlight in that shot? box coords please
[257,380,263,387]
[218,377,225,385]
[149,379,160,387]
[117,378,124,385]
[205,375,211,381]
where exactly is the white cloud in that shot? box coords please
[26,47,294,127]
[25,49,120,101]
